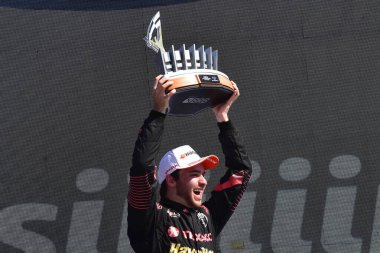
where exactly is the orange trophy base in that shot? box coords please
[164,70,234,116]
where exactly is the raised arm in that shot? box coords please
[127,76,175,252]
[129,75,175,171]
[204,82,252,236]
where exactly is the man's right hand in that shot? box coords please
[152,75,176,114]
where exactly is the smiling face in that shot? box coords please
[166,164,208,208]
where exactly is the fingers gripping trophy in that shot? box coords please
[144,11,236,116]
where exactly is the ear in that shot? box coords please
[154,166,157,179]
[166,174,177,187]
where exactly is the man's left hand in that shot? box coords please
[212,81,240,122]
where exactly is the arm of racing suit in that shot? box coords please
[204,120,252,236]
[127,110,165,253]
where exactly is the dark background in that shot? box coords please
[1,0,380,252]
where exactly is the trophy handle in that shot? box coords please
[144,11,165,53]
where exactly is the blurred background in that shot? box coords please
[1,1,380,252]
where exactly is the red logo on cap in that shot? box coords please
[207,157,218,164]
[168,226,180,238]
[180,154,186,159]
[165,164,179,175]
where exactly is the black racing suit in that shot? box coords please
[128,110,252,253]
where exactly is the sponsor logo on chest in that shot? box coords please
[167,209,181,218]
[169,243,214,253]
[196,211,208,228]
[167,226,213,242]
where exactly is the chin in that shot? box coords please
[190,195,203,208]
[191,199,203,208]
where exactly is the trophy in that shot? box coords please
[144,11,234,116]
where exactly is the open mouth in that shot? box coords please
[193,189,203,201]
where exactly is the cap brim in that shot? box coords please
[181,155,219,171]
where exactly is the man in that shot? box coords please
[128,75,252,253]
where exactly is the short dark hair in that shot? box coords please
[160,170,180,198]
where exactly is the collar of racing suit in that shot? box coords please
[160,197,204,213]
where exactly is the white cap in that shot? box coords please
[158,145,219,183]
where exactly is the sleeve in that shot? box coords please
[127,110,165,253]
[203,120,252,236]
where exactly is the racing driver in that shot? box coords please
[127,75,252,253]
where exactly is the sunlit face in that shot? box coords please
[172,164,208,208]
